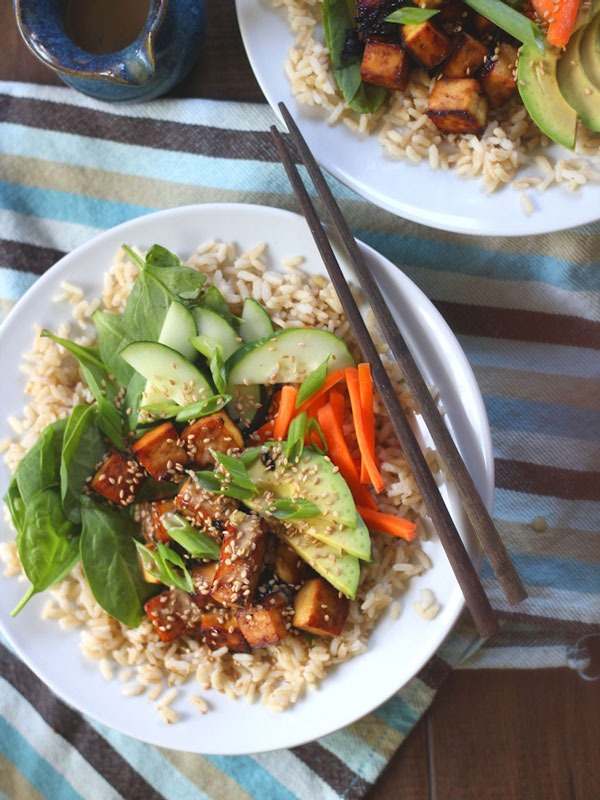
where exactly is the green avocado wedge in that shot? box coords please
[518,44,578,150]
[294,513,371,561]
[557,26,600,132]
[580,13,600,90]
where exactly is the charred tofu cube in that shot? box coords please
[190,561,219,610]
[274,541,309,586]
[480,43,518,107]
[436,0,472,36]
[443,33,488,78]
[145,588,203,642]
[427,77,488,134]
[149,499,176,543]
[181,412,244,468]
[211,511,267,608]
[471,12,498,40]
[361,39,411,91]
[356,0,403,41]
[132,422,189,481]
[174,477,237,531]
[236,593,291,649]
[402,20,451,70]
[293,578,349,637]
[200,608,250,653]
[90,451,144,506]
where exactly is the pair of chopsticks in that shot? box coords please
[271,102,527,638]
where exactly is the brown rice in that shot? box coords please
[1,240,439,717]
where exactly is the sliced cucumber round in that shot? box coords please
[226,327,355,385]
[192,306,240,359]
[121,341,214,406]
[239,298,274,343]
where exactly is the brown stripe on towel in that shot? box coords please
[495,460,600,502]
[417,653,454,690]
[0,642,165,800]
[0,239,65,275]
[435,301,600,350]
[0,94,279,162]
[291,741,372,799]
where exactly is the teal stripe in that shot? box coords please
[486,396,600,440]
[463,337,600,378]
[0,181,152,231]
[0,267,37,304]
[0,717,83,800]
[482,551,600,594]
[318,728,386,783]
[494,488,599,532]
[359,229,600,292]
[206,755,298,800]
[373,694,421,735]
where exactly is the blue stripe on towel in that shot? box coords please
[486,396,600,440]
[482,552,600,594]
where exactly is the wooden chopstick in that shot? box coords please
[275,101,527,608]
[270,124,500,638]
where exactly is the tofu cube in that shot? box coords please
[480,43,518,107]
[427,77,488,134]
[356,0,403,41]
[174,477,237,531]
[144,588,203,642]
[190,561,219,610]
[402,21,451,70]
[471,12,498,40]
[361,39,411,91]
[149,499,176,543]
[236,593,291,648]
[274,541,309,586]
[436,0,472,35]
[200,608,250,653]
[90,451,144,506]
[181,412,244,468]
[211,511,267,608]
[293,578,349,637]
[443,33,488,78]
[132,421,189,481]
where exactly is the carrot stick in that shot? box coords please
[294,368,345,414]
[328,387,346,427]
[317,402,378,510]
[357,505,418,542]
[357,363,377,484]
[530,0,579,47]
[272,385,298,440]
[345,367,385,494]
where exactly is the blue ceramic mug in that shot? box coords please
[14,0,206,101]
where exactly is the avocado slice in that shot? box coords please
[580,13,600,90]
[518,44,577,150]
[295,513,371,561]
[245,445,358,528]
[557,26,600,132]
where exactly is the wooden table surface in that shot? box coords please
[1,2,598,798]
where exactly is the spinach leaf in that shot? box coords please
[145,244,180,270]
[201,285,239,328]
[4,477,25,538]
[80,500,153,628]
[41,331,125,450]
[145,264,206,302]
[121,269,175,342]
[12,487,80,616]
[60,403,107,524]
[13,416,67,506]
[93,309,134,387]
[323,0,388,114]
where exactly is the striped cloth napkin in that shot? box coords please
[0,81,598,800]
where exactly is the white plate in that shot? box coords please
[235,0,600,236]
[0,203,493,754]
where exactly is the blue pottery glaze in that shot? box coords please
[14,0,206,101]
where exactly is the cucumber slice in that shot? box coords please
[192,306,240,359]
[277,528,360,599]
[239,298,274,343]
[121,341,214,406]
[158,301,197,361]
[226,328,355,385]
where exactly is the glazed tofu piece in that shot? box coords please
[236,593,291,649]
[361,40,411,91]
[402,21,451,70]
[356,0,402,41]
[144,588,203,642]
[174,477,237,531]
[427,77,488,134]
[200,608,250,653]
[90,451,144,506]
[210,511,267,608]
[443,32,488,78]
[274,541,309,587]
[480,43,518,107]
[471,12,498,40]
[149,499,176,543]
[293,578,349,637]
[436,0,472,35]
[181,411,244,468]
[190,561,219,610]
[132,421,189,481]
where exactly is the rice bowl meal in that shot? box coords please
[271,0,600,197]
[0,205,490,751]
